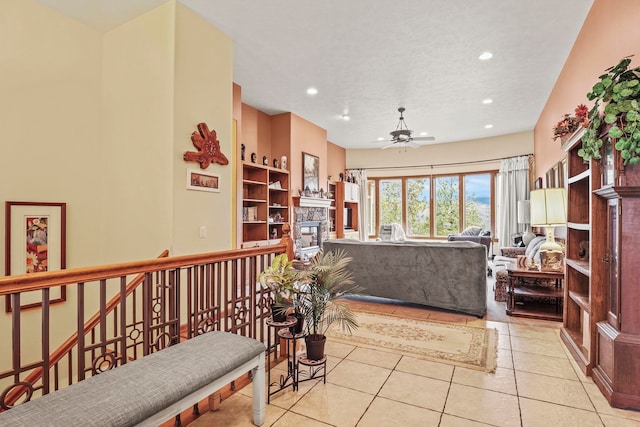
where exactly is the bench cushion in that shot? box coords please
[0,331,266,427]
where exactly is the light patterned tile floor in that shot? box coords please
[191,278,640,426]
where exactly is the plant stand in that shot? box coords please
[266,317,304,403]
[297,353,327,385]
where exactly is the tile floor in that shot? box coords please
[191,278,640,427]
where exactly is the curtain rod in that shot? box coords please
[349,153,533,172]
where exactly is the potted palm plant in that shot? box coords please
[258,253,304,322]
[296,249,363,360]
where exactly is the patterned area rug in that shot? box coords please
[326,312,498,372]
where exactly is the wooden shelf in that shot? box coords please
[567,169,590,185]
[566,258,590,276]
[241,162,289,244]
[567,222,589,231]
[562,128,600,376]
[569,290,591,312]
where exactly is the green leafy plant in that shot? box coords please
[296,249,363,336]
[258,253,303,305]
[579,56,640,165]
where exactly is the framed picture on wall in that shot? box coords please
[302,152,319,191]
[534,177,543,189]
[5,201,67,312]
[186,169,220,192]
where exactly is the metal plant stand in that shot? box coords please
[266,317,304,403]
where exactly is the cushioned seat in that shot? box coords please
[491,236,547,302]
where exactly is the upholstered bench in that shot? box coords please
[0,331,266,427]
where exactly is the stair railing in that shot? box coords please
[0,228,293,410]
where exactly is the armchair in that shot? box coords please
[446,226,491,255]
[491,236,546,302]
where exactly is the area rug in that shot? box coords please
[326,312,498,372]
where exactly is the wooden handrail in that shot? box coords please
[0,244,287,295]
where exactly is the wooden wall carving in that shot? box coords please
[183,122,229,169]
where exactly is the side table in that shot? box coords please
[266,317,304,403]
[506,265,564,321]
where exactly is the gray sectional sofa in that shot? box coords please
[323,239,487,317]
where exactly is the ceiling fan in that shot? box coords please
[374,107,435,149]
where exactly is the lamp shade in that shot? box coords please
[517,200,530,224]
[530,188,567,227]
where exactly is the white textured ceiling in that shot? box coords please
[35,0,594,149]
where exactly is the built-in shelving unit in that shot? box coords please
[335,181,359,239]
[242,163,289,245]
[560,128,607,375]
[327,181,337,239]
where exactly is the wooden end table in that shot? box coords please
[506,264,564,321]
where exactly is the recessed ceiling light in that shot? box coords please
[482,98,493,104]
[342,114,350,121]
[479,52,493,60]
[377,137,385,141]
[420,132,429,136]
[484,124,494,129]
[306,87,318,95]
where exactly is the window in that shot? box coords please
[366,180,376,236]
[464,173,491,232]
[368,171,496,239]
[406,177,430,235]
[435,176,459,236]
[379,179,402,226]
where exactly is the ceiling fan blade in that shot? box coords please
[410,136,436,142]
[382,141,419,150]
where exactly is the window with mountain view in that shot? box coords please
[368,171,495,239]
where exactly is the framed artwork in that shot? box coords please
[558,158,567,188]
[186,169,220,192]
[545,168,556,188]
[302,152,319,191]
[534,177,543,189]
[5,201,67,312]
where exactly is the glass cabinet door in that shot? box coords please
[603,139,615,187]
[607,198,621,329]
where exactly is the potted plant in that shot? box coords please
[552,104,589,143]
[296,249,363,360]
[579,56,640,165]
[258,253,304,322]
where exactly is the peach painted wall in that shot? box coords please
[290,113,329,195]
[240,103,271,164]
[270,113,292,169]
[327,141,346,183]
[534,0,640,179]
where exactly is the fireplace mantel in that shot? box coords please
[293,196,332,208]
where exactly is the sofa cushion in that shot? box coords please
[460,226,482,236]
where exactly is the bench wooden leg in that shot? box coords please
[252,353,266,426]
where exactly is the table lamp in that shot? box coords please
[517,200,535,246]
[530,188,566,270]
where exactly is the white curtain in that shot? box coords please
[348,169,368,240]
[497,156,530,249]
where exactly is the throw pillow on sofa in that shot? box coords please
[525,236,546,263]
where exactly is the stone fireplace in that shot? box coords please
[294,205,329,259]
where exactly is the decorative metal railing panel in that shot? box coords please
[0,244,287,410]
